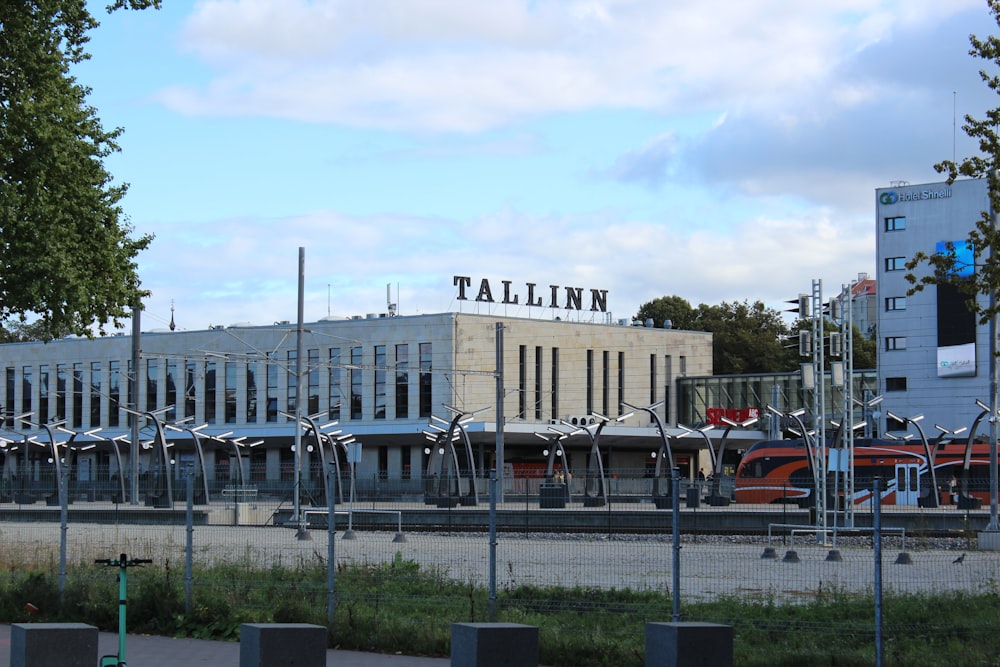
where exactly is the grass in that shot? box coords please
[1,554,1000,666]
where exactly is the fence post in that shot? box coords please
[327,464,336,623]
[874,477,883,667]
[489,469,497,622]
[59,466,68,602]
[185,469,193,615]
[672,468,681,622]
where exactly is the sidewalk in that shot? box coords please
[0,624,450,667]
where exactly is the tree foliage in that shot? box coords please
[0,0,159,339]
[905,0,1000,319]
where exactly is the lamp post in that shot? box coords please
[622,400,676,506]
[714,415,759,506]
[767,405,825,533]
[558,410,633,507]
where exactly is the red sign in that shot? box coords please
[705,407,760,426]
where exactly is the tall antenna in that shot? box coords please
[954,91,957,164]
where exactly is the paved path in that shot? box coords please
[0,623,450,667]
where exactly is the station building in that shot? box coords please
[0,309,715,499]
[875,177,992,435]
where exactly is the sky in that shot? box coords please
[72,0,998,332]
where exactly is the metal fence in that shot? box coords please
[1,469,996,666]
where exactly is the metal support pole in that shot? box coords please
[495,323,505,503]
[130,305,140,505]
[489,469,497,622]
[294,247,308,539]
[185,470,193,614]
[59,465,68,601]
[671,468,681,622]
[874,478,883,667]
[327,465,336,622]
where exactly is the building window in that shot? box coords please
[885,336,907,351]
[329,348,341,421]
[885,377,907,392]
[618,351,625,417]
[72,363,83,428]
[586,350,594,416]
[38,365,48,424]
[286,351,297,421]
[551,347,559,421]
[602,351,610,416]
[650,354,657,404]
[534,347,543,421]
[184,361,197,420]
[308,349,320,415]
[225,361,237,424]
[89,362,101,428]
[4,367,13,428]
[56,364,67,422]
[266,360,278,423]
[351,346,363,420]
[108,361,119,427]
[885,257,906,271]
[374,345,386,419]
[885,216,906,231]
[517,345,527,419]
[205,361,217,423]
[395,344,408,419]
[246,362,258,423]
[885,297,906,311]
[145,359,158,413]
[21,366,33,428]
[419,343,432,418]
[165,360,177,422]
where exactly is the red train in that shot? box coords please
[734,438,995,507]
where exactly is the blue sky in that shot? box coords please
[74,0,995,331]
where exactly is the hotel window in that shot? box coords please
[308,349,320,415]
[885,257,906,271]
[56,364,67,422]
[885,336,907,351]
[395,344,408,419]
[329,348,341,420]
[602,351,610,416]
[38,365,49,424]
[517,345,527,419]
[246,361,258,423]
[89,363,102,428]
[551,348,559,420]
[534,347,543,421]
[885,216,906,231]
[205,361,217,423]
[618,352,625,417]
[351,346,363,420]
[21,366,32,428]
[586,350,594,415]
[225,361,237,423]
[165,360,177,422]
[108,362,119,427]
[419,343,432,418]
[374,345,386,419]
[286,351,298,420]
[184,361,197,420]
[146,359,158,413]
[72,363,83,428]
[266,360,278,422]
[885,297,906,311]
[886,377,907,392]
[4,367,13,428]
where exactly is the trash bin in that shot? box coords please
[539,484,567,508]
[686,486,700,508]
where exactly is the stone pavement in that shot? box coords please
[0,623,450,667]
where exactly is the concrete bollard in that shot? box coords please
[645,622,733,667]
[239,623,327,667]
[10,623,98,667]
[451,622,539,667]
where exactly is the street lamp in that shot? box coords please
[558,410,633,507]
[622,400,676,508]
[885,411,944,508]
[713,415,760,506]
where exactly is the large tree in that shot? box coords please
[0,0,159,340]
[906,0,1000,319]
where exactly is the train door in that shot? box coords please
[895,463,920,505]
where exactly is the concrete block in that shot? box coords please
[451,622,539,667]
[645,622,733,667]
[10,623,98,667]
[239,623,326,667]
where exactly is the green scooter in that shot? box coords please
[95,553,153,667]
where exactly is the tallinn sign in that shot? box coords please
[453,276,609,313]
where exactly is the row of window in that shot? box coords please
[1,343,434,431]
